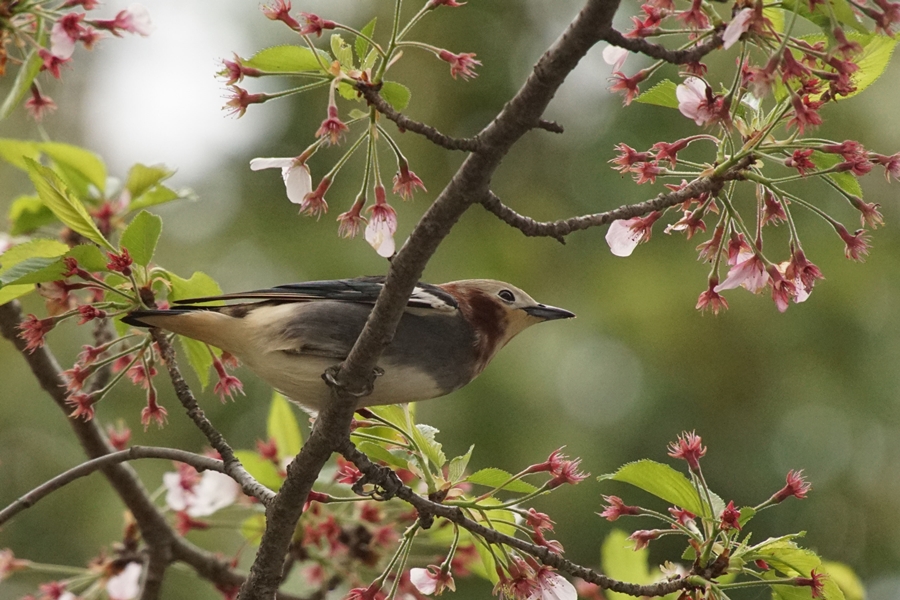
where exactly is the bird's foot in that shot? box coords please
[351,463,403,501]
[322,365,385,398]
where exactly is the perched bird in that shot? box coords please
[123,277,574,411]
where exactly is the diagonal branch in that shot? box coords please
[479,156,753,240]
[150,329,274,506]
[601,26,725,65]
[339,440,692,598]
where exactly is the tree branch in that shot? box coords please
[150,329,275,507]
[0,446,250,526]
[479,156,753,239]
[601,26,725,65]
[239,1,627,597]
[339,440,692,598]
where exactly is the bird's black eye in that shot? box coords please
[498,289,515,303]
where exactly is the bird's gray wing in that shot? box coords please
[172,276,458,311]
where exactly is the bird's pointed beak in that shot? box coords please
[523,303,576,321]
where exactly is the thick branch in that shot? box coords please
[0,446,246,525]
[601,27,725,65]
[480,156,753,239]
[0,302,291,598]
[241,2,628,598]
[150,329,274,506]
[340,441,691,598]
[357,84,479,152]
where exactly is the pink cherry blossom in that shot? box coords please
[602,45,629,72]
[676,77,725,126]
[107,562,142,600]
[409,566,456,595]
[715,251,768,294]
[366,202,398,257]
[723,8,753,50]
[530,567,577,600]
[605,212,661,257]
[164,469,239,517]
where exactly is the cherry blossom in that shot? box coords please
[602,45,629,72]
[365,189,398,257]
[772,469,812,502]
[250,157,313,205]
[723,8,754,49]
[409,565,456,595]
[164,468,240,517]
[529,567,577,600]
[107,562,142,600]
[667,431,706,472]
[599,496,640,521]
[676,77,726,126]
[438,50,481,79]
[605,212,661,257]
[715,251,768,294]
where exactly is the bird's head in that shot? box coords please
[438,279,575,370]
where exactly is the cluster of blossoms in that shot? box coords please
[220,0,478,257]
[602,0,898,314]
[598,431,825,600]
[0,1,152,121]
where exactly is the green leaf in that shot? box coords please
[38,142,107,193]
[811,151,863,198]
[337,80,359,100]
[330,34,353,68]
[467,468,539,494]
[355,18,377,61]
[361,47,379,72]
[599,459,724,517]
[407,409,446,469]
[24,158,114,251]
[602,530,653,600]
[635,80,679,109]
[168,271,223,302]
[234,450,284,491]
[128,184,187,212]
[843,34,897,99]
[474,537,499,585]
[67,244,109,272]
[781,0,866,33]
[356,441,410,469]
[240,513,266,544]
[821,561,864,600]
[267,391,303,462]
[125,163,175,199]
[179,336,213,389]
[0,238,69,272]
[381,81,411,111]
[448,445,474,483]
[245,45,330,72]
[8,195,55,235]
[0,139,40,170]
[120,210,162,266]
[0,284,35,305]
[0,51,42,121]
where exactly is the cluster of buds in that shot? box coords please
[0,1,152,121]
[221,0,475,257]
[598,431,824,600]
[601,0,899,314]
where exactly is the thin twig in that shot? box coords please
[601,26,725,65]
[150,329,275,507]
[0,446,249,525]
[340,440,693,598]
[357,83,480,152]
[479,156,754,240]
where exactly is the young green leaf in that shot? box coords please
[179,336,213,389]
[66,244,109,272]
[267,392,303,462]
[120,210,163,267]
[811,151,864,198]
[820,561,864,600]
[355,18,377,61]
[125,163,175,199]
[843,34,897,100]
[234,450,284,491]
[635,80,679,109]
[467,468,539,494]
[448,445,474,483]
[411,422,446,470]
[0,238,70,286]
[167,271,223,302]
[24,158,114,251]
[128,184,187,212]
[240,513,266,545]
[0,284,35,305]
[601,530,653,600]
[38,142,107,193]
[599,459,724,517]
[330,34,354,69]
[355,441,410,469]
[0,139,40,170]
[380,82,411,111]
[244,45,330,72]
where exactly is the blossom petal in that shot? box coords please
[107,562,143,600]
[162,471,189,511]
[605,218,643,257]
[186,471,240,517]
[283,164,313,205]
[723,8,753,50]
[365,220,396,257]
[602,45,629,72]
[409,568,438,595]
[250,157,293,170]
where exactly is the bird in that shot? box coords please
[122,277,574,411]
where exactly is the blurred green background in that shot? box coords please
[2,0,900,598]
